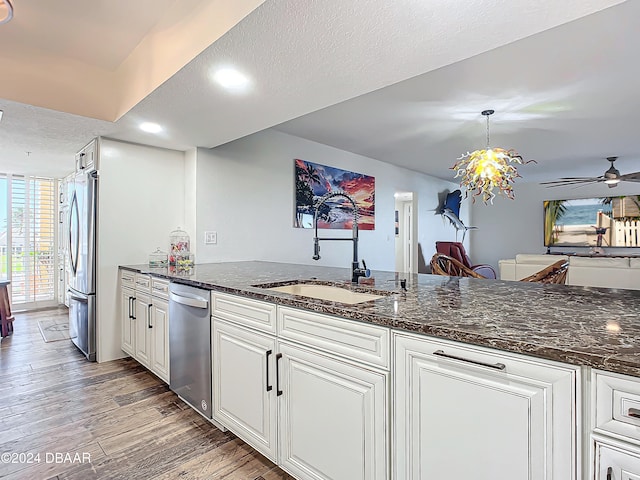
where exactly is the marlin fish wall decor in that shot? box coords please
[435,189,477,242]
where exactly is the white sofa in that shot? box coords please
[499,254,640,290]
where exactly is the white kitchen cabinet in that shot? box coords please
[119,270,170,383]
[75,139,96,171]
[120,285,135,356]
[134,291,152,368]
[211,292,390,480]
[212,317,277,461]
[595,440,640,480]
[592,370,640,480]
[150,297,170,383]
[394,332,579,480]
[277,340,388,480]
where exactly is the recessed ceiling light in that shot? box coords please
[0,0,14,25]
[140,122,163,134]
[211,68,251,91]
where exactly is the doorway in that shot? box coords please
[394,192,417,274]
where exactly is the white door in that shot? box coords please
[151,298,170,383]
[134,292,151,368]
[278,341,388,480]
[394,333,577,480]
[120,286,135,356]
[596,442,640,480]
[212,318,277,462]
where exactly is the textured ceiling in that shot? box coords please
[0,0,631,182]
[275,0,640,183]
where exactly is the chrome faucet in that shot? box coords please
[312,191,370,284]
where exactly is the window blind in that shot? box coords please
[0,174,57,307]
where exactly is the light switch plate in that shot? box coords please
[205,231,217,245]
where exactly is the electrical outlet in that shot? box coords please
[204,231,217,245]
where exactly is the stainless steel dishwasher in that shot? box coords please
[169,282,213,419]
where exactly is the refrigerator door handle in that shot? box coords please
[68,290,88,303]
[69,191,80,275]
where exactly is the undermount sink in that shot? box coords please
[258,282,386,305]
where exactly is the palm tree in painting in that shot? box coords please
[295,161,325,227]
[544,200,567,246]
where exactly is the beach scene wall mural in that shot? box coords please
[544,195,640,247]
[294,159,375,229]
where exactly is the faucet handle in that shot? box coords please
[360,259,371,278]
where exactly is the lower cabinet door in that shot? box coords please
[120,287,134,355]
[151,298,170,383]
[134,294,151,368]
[596,441,640,480]
[277,341,388,480]
[394,333,578,480]
[212,318,277,462]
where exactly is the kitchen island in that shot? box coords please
[121,260,640,377]
[120,261,640,480]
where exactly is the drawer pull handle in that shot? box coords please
[628,408,640,418]
[607,466,612,480]
[266,350,273,392]
[276,353,283,396]
[433,350,506,371]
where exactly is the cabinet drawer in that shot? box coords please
[134,274,151,292]
[151,278,170,299]
[277,306,390,369]
[212,292,276,334]
[594,370,640,444]
[120,270,136,288]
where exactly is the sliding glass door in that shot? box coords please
[0,174,57,309]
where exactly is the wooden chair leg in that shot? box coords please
[0,284,14,338]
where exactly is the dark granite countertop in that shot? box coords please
[121,261,640,377]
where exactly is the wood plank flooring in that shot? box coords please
[0,307,293,480]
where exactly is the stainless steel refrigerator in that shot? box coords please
[67,168,98,361]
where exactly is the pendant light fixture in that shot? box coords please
[452,109,533,204]
[0,0,14,25]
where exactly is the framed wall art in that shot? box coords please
[294,159,375,230]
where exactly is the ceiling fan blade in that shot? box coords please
[619,171,640,182]
[540,178,601,186]
[540,176,601,182]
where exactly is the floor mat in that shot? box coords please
[37,319,70,343]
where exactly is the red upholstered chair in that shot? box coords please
[435,242,497,279]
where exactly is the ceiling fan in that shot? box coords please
[541,157,640,188]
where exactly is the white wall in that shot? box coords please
[193,129,465,273]
[97,138,185,362]
[471,181,640,271]
[184,148,198,256]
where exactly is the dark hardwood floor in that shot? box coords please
[0,307,292,480]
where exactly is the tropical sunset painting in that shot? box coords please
[295,159,375,229]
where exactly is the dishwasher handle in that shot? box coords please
[169,291,209,309]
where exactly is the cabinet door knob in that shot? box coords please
[433,349,506,371]
[265,350,273,392]
[276,353,283,396]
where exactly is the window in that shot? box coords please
[0,174,57,308]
